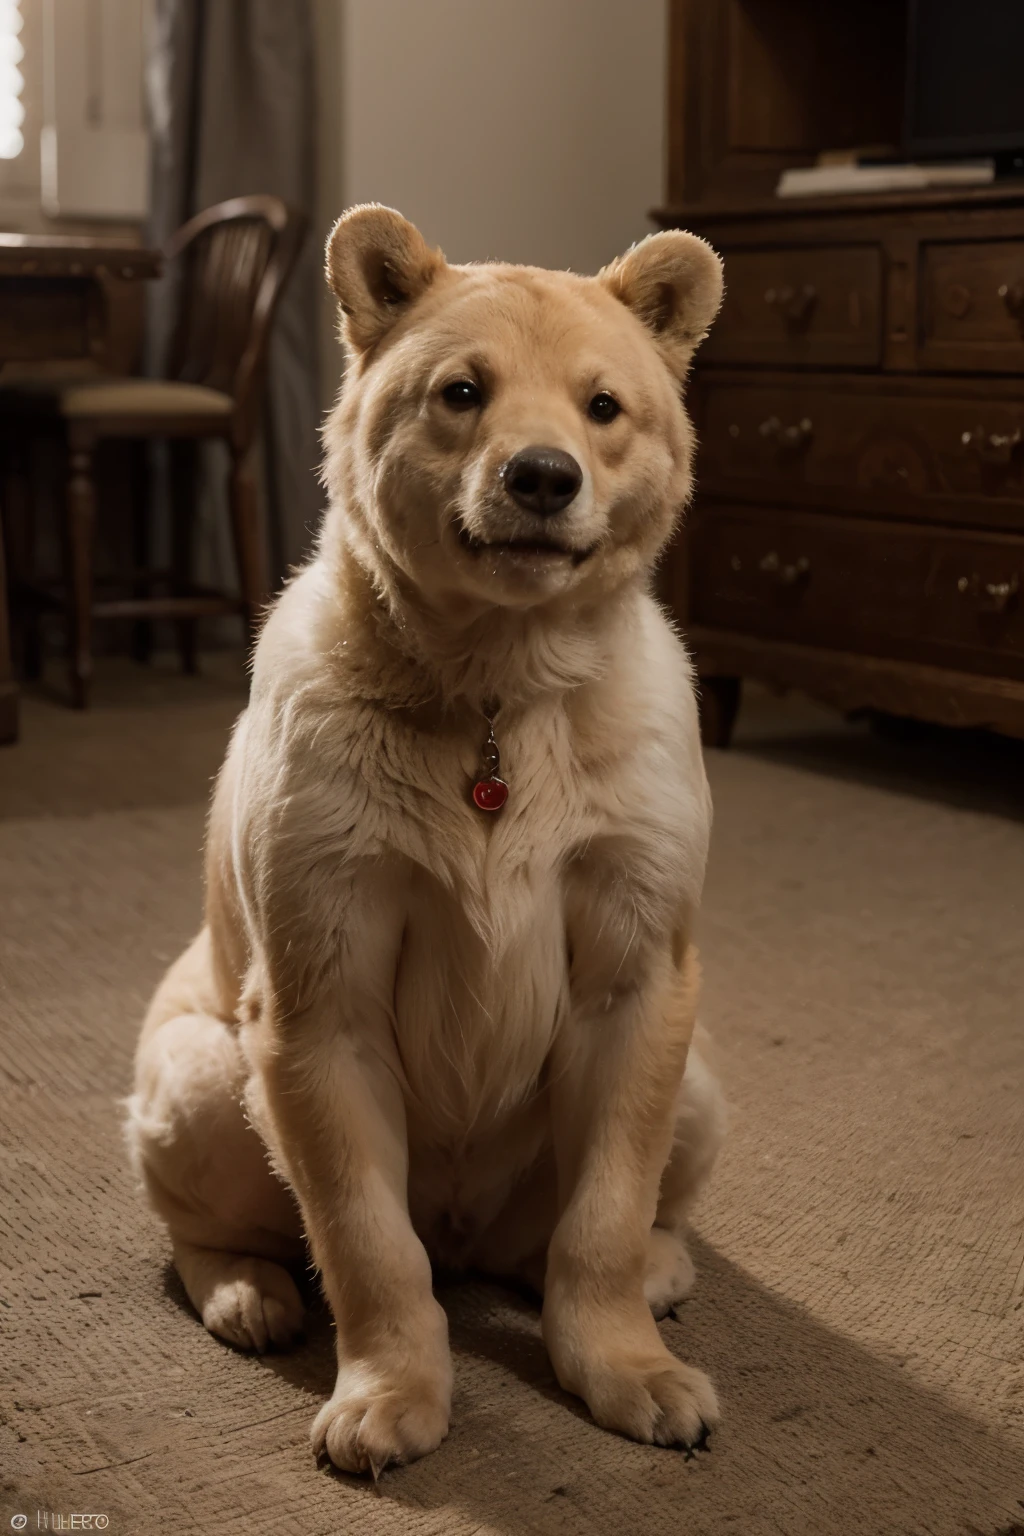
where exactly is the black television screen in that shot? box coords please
[907,0,1024,157]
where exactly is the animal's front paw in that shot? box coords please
[311,1362,452,1476]
[582,1351,719,1449]
[545,1287,720,1450]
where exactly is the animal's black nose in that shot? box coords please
[501,446,583,516]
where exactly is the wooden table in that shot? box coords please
[0,234,162,743]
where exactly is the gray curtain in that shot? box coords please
[145,0,321,593]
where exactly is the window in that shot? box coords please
[0,0,147,222]
[0,0,25,160]
[0,0,40,209]
[41,0,148,219]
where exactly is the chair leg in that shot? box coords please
[228,448,268,657]
[169,439,198,674]
[130,439,153,665]
[65,432,97,710]
[2,436,41,680]
[0,497,17,743]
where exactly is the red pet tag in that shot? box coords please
[472,709,508,813]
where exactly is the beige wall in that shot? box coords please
[315,0,667,399]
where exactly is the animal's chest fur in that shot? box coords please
[393,854,568,1133]
[368,711,583,1234]
[334,685,689,1132]
[394,856,565,1256]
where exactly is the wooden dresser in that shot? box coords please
[656,0,1024,745]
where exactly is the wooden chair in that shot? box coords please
[6,194,306,707]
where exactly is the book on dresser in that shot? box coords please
[655,0,1024,746]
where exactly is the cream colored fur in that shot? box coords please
[127,205,727,1476]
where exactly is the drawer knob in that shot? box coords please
[956,573,1020,613]
[943,283,973,319]
[960,425,1022,466]
[763,283,817,327]
[759,415,813,451]
[998,280,1024,321]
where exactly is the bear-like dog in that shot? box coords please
[128,205,725,1475]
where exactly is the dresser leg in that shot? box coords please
[698,675,742,749]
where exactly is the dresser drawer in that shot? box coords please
[689,506,1024,678]
[702,246,882,369]
[699,380,1024,523]
[920,240,1024,372]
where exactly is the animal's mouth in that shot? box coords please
[457,524,595,566]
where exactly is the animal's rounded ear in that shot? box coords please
[326,204,447,354]
[599,230,724,378]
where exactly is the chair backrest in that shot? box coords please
[165,195,307,442]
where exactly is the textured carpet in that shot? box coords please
[1,659,1022,1536]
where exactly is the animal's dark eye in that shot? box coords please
[588,392,621,423]
[442,379,483,410]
